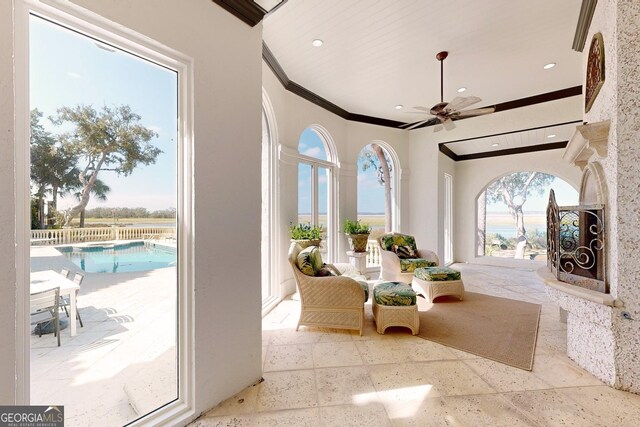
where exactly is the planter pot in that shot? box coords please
[348,233,370,252]
[291,239,322,249]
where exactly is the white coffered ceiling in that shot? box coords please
[262,0,584,126]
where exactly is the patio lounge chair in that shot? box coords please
[288,241,369,335]
[377,233,440,283]
[31,287,61,347]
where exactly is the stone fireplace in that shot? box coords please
[545,121,609,294]
[537,119,624,386]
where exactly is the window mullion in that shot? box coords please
[312,164,318,225]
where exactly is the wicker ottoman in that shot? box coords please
[372,282,419,335]
[412,267,464,303]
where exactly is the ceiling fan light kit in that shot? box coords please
[400,51,495,131]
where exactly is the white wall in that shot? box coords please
[408,130,440,253]
[0,0,17,404]
[262,63,410,294]
[3,0,263,420]
[437,152,456,262]
[454,148,582,265]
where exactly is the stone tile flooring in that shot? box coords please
[193,263,640,426]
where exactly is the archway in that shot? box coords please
[476,171,578,260]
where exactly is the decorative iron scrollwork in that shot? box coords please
[547,189,606,293]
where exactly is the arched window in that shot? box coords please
[297,126,337,260]
[357,142,399,235]
[476,172,578,260]
[261,90,279,310]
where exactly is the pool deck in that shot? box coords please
[30,245,177,426]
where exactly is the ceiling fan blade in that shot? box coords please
[411,106,431,112]
[446,96,481,112]
[403,118,440,130]
[452,107,496,118]
[404,118,433,130]
[443,118,456,131]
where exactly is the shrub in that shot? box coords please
[289,223,323,240]
[342,219,371,234]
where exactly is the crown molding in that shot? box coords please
[211,0,266,27]
[573,0,598,52]
[263,43,582,131]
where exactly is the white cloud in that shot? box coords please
[302,146,322,158]
[66,71,82,79]
[358,171,381,190]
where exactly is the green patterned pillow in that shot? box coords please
[393,244,417,259]
[297,246,323,276]
[315,267,336,277]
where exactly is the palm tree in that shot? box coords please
[71,176,111,228]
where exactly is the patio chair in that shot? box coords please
[288,241,369,335]
[377,233,440,283]
[60,268,70,278]
[60,272,84,327]
[31,287,61,347]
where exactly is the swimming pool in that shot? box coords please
[57,242,176,273]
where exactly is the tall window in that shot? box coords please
[261,99,278,309]
[297,127,336,260]
[357,142,398,237]
[477,172,578,260]
[26,12,190,425]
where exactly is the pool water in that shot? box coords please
[57,242,176,273]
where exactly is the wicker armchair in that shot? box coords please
[288,242,368,335]
[377,233,440,283]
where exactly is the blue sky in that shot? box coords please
[30,15,177,211]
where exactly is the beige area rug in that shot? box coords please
[416,292,541,371]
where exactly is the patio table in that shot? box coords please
[31,270,81,336]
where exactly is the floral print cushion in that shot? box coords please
[414,267,462,281]
[374,281,417,306]
[400,258,437,273]
[380,233,418,254]
[296,246,323,276]
[393,245,417,259]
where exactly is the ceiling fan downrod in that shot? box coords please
[436,51,448,103]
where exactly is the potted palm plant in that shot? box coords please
[289,222,323,248]
[343,219,371,252]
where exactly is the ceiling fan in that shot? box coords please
[400,51,495,131]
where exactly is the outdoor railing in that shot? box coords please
[30,226,176,245]
[366,239,381,267]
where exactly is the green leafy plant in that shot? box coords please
[343,219,371,235]
[289,222,323,240]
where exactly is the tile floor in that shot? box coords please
[193,263,640,426]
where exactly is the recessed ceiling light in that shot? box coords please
[491,143,499,147]
[395,104,403,110]
[457,87,467,93]
[312,39,323,47]
[547,134,556,138]
[543,62,556,70]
